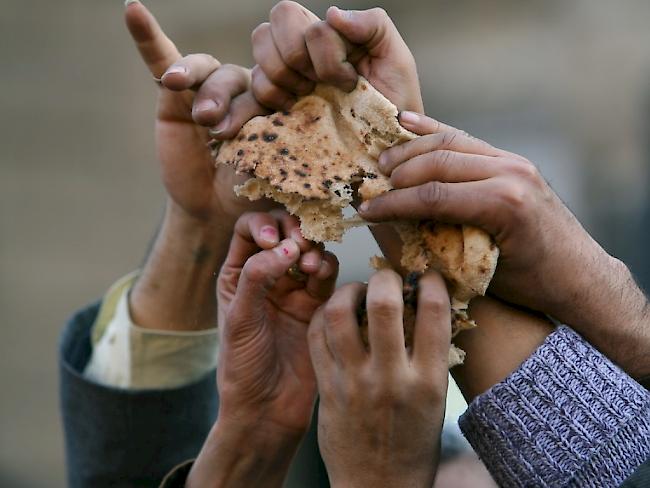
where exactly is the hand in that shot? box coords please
[250,1,423,113]
[308,269,450,488]
[187,210,338,488]
[216,210,338,433]
[125,2,273,332]
[359,111,650,377]
[125,1,269,224]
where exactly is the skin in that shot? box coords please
[120,0,647,484]
[252,1,650,380]
[308,269,451,488]
[360,112,650,379]
[251,1,423,113]
[124,1,273,332]
[187,211,339,488]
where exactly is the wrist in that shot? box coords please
[130,199,236,331]
[559,253,650,377]
[186,418,303,488]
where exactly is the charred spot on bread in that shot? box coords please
[279,148,289,156]
[263,132,278,142]
[247,133,259,141]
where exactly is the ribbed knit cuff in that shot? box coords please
[459,326,650,487]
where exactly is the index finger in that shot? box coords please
[125,0,181,78]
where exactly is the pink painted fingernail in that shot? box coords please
[261,225,278,241]
[399,111,420,126]
[273,239,298,259]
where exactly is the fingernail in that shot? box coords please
[164,65,186,76]
[302,253,321,269]
[125,0,139,6]
[261,225,278,242]
[399,111,420,126]
[359,201,369,214]
[274,239,299,259]
[209,116,230,136]
[194,99,217,113]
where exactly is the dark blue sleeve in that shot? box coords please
[59,303,330,488]
[59,302,218,488]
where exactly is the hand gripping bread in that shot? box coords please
[214,78,498,366]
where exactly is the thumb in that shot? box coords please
[231,239,300,318]
[326,6,397,56]
[124,0,181,78]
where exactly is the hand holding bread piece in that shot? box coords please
[215,78,499,365]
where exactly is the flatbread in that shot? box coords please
[215,77,500,366]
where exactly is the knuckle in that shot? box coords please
[367,293,402,318]
[283,47,308,71]
[304,21,328,43]
[440,131,458,148]
[431,149,454,167]
[415,376,445,403]
[496,179,528,212]
[511,159,542,184]
[323,300,350,326]
[267,64,291,85]
[418,293,449,316]
[417,181,447,207]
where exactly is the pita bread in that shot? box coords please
[215,77,499,366]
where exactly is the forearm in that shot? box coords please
[459,326,650,487]
[130,200,236,331]
[452,296,554,401]
[560,252,650,379]
[186,420,301,488]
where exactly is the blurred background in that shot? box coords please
[2,0,650,485]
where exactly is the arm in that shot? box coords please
[360,112,650,380]
[440,289,650,487]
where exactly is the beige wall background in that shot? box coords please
[2,0,650,485]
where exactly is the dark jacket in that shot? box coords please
[59,302,328,488]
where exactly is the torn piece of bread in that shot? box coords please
[215,77,499,366]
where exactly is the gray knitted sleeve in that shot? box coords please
[459,326,650,487]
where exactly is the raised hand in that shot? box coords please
[125,1,268,223]
[187,210,338,488]
[216,210,338,433]
[359,111,650,378]
[250,1,423,113]
[308,269,450,487]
